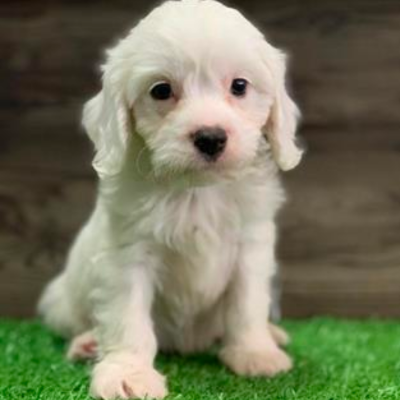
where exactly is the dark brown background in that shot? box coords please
[1,0,399,318]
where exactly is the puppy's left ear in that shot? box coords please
[263,47,303,171]
[82,72,132,179]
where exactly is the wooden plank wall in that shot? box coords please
[0,0,399,318]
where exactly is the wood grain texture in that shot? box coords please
[0,0,399,318]
[280,135,400,317]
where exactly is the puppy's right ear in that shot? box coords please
[82,78,131,178]
[261,44,303,171]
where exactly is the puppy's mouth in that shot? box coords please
[143,130,252,187]
[155,153,249,189]
[147,148,235,187]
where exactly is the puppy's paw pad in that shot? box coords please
[220,345,292,377]
[90,359,168,399]
[67,331,98,361]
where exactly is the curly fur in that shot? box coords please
[38,1,302,398]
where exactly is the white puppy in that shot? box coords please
[38,0,303,398]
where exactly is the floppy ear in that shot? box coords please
[264,49,303,171]
[82,76,131,178]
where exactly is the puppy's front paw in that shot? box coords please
[90,355,168,399]
[219,344,292,377]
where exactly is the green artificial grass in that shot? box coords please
[1,319,400,400]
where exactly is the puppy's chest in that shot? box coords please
[148,187,241,315]
[143,186,241,250]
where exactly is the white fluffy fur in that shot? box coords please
[38,1,302,398]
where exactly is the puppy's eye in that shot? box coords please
[150,82,173,100]
[230,78,248,97]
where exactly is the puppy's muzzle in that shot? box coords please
[192,127,227,161]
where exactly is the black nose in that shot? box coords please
[192,127,227,161]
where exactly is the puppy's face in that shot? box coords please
[84,1,302,179]
[132,35,274,175]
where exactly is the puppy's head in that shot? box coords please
[83,0,303,179]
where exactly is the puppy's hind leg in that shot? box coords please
[38,274,84,338]
[68,330,98,361]
[269,323,290,347]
